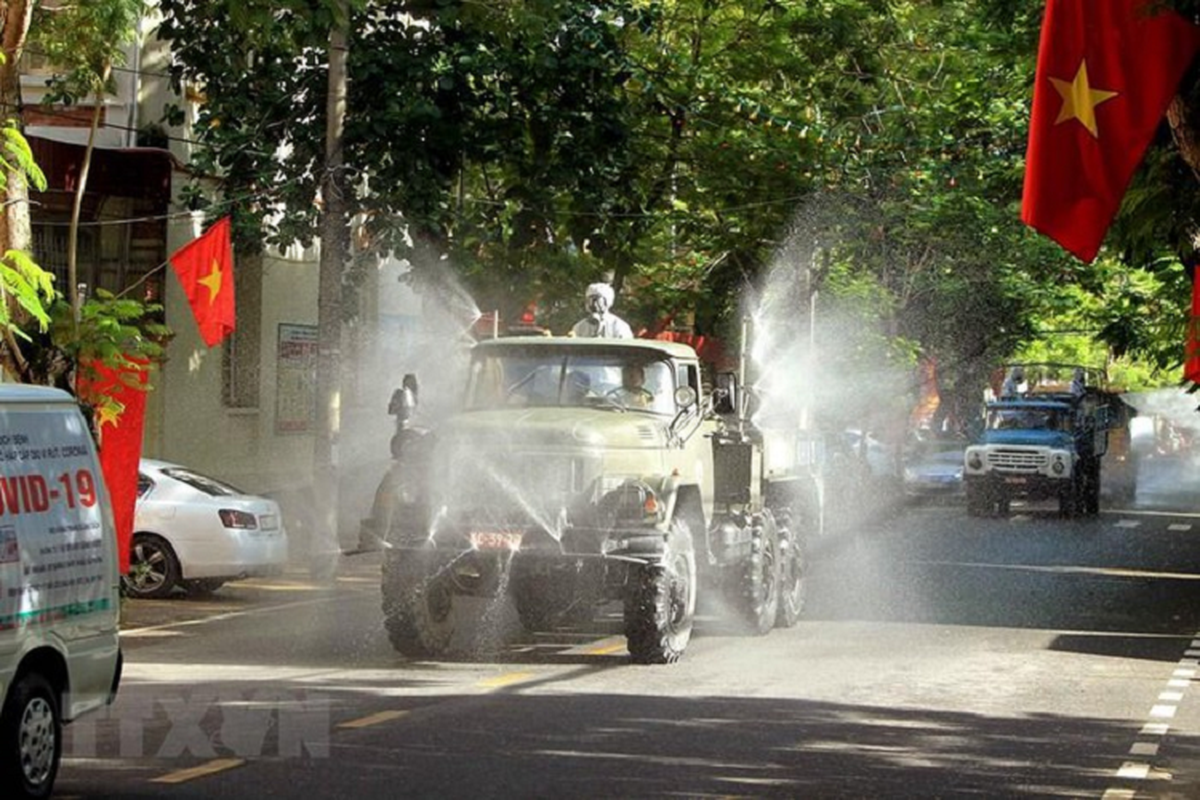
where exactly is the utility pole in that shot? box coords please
[312,1,349,581]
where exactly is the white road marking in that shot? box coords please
[1159,692,1185,702]
[1169,524,1193,531]
[1150,705,1177,719]
[1130,742,1160,757]
[1141,722,1170,736]
[1114,520,1141,528]
[1117,762,1150,779]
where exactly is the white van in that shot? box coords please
[0,385,121,798]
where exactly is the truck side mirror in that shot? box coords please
[713,372,738,415]
[389,373,419,422]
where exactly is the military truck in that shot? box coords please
[365,334,822,664]
[963,364,1118,518]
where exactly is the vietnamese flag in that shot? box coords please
[78,360,149,574]
[170,216,236,346]
[1021,0,1200,263]
[1187,266,1200,383]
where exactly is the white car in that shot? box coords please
[124,459,289,599]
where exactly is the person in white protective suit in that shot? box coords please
[571,282,633,338]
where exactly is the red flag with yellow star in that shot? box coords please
[171,216,235,346]
[77,359,149,574]
[1021,0,1200,263]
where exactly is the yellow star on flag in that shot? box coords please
[1049,59,1118,138]
[198,258,223,305]
[96,403,121,429]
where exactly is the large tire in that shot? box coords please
[123,534,181,599]
[1059,478,1079,519]
[382,553,455,658]
[775,525,807,629]
[0,673,61,800]
[624,517,697,664]
[966,483,990,517]
[729,512,781,635]
[1085,460,1101,516]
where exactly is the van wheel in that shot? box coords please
[123,534,181,599]
[0,673,61,799]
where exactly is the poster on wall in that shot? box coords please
[276,323,318,434]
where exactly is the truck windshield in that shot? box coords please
[986,407,1070,432]
[466,351,676,414]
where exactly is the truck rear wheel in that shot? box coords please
[624,517,696,664]
[382,553,455,658]
[729,512,781,635]
[775,526,807,628]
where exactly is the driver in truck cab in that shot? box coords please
[613,363,653,407]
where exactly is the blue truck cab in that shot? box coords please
[963,388,1110,518]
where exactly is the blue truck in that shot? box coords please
[963,365,1118,518]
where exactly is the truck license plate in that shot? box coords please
[1004,477,1027,485]
[469,531,523,550]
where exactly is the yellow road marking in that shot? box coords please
[151,758,245,784]
[585,642,628,656]
[337,710,409,729]
[478,672,534,688]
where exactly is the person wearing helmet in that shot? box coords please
[571,282,633,338]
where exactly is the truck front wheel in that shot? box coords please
[966,482,991,517]
[382,553,455,658]
[624,517,696,664]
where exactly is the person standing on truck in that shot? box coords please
[571,282,633,338]
[1001,366,1026,398]
[1070,367,1086,398]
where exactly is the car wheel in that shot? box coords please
[0,672,61,800]
[123,534,182,599]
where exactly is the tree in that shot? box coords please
[31,0,146,321]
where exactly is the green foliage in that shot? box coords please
[0,249,54,339]
[152,0,1182,410]
[21,290,169,417]
[31,0,147,104]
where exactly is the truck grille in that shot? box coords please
[986,448,1047,472]
[440,451,593,524]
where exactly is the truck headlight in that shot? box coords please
[966,450,984,471]
[1049,450,1070,476]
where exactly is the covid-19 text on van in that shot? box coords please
[0,385,122,798]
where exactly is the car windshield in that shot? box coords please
[986,406,1070,432]
[466,350,676,415]
[161,467,245,496]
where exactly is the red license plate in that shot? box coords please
[469,531,523,550]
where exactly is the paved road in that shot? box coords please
[56,494,1200,799]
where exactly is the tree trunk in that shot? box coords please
[311,2,349,579]
[0,0,33,380]
[67,71,111,339]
